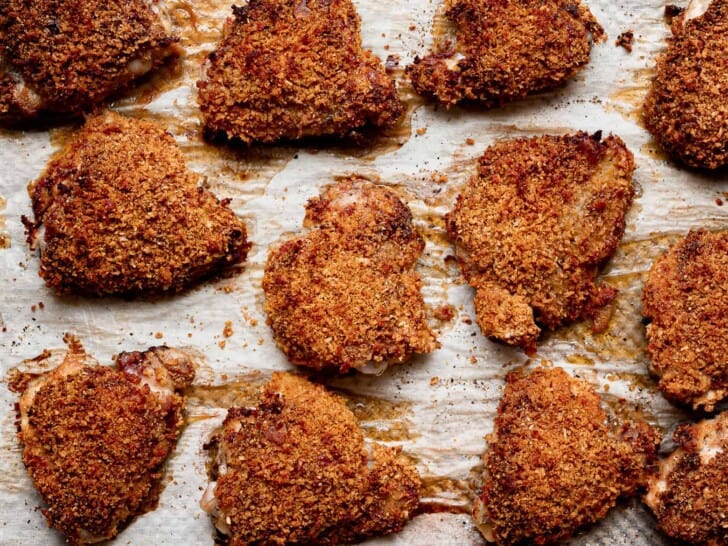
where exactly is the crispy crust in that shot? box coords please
[406,0,605,107]
[197,0,403,143]
[209,372,420,545]
[27,112,250,296]
[644,412,728,546]
[263,178,438,372]
[446,132,635,349]
[0,0,179,119]
[643,0,728,169]
[473,367,660,545]
[12,343,195,545]
[642,229,728,411]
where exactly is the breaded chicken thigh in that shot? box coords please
[263,178,438,373]
[197,0,403,143]
[9,337,196,545]
[201,372,420,545]
[473,367,660,545]
[26,112,250,296]
[645,411,728,546]
[642,229,728,411]
[446,132,635,350]
[0,0,180,121]
[406,0,605,107]
[643,0,728,169]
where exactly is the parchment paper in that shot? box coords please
[1,0,727,544]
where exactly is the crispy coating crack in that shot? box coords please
[26,112,250,296]
[10,338,196,545]
[643,0,728,169]
[201,372,420,545]
[473,367,660,545]
[263,178,438,373]
[197,0,403,143]
[0,0,180,120]
[642,229,728,411]
[645,412,728,546]
[446,132,635,350]
[406,0,605,107]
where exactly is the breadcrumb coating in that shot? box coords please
[10,340,196,545]
[473,367,660,545]
[205,372,420,545]
[0,0,180,120]
[26,112,250,296]
[645,412,728,546]
[406,0,605,107]
[197,0,403,143]
[263,178,438,373]
[642,229,728,411]
[643,0,728,169]
[446,132,635,350]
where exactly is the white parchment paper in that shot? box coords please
[1,0,727,544]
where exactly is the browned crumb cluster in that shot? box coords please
[11,341,196,545]
[26,112,250,296]
[197,0,403,143]
[642,229,728,411]
[0,0,180,120]
[263,178,438,373]
[206,372,420,545]
[645,411,728,546]
[643,0,728,169]
[473,367,660,546]
[406,0,605,107]
[616,30,635,52]
[446,132,635,350]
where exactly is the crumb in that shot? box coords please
[615,30,634,52]
[223,321,234,338]
[466,138,475,145]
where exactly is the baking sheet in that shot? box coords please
[1,0,727,544]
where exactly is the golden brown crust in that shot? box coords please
[263,178,438,373]
[406,0,605,107]
[197,0,403,143]
[27,112,250,296]
[473,367,660,545]
[210,372,420,545]
[643,0,728,169]
[642,229,728,411]
[446,132,635,349]
[645,412,728,546]
[0,0,179,119]
[13,344,195,545]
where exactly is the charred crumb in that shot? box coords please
[616,30,635,52]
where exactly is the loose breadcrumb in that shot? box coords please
[197,0,403,143]
[26,112,250,296]
[642,229,728,411]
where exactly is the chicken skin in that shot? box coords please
[263,178,438,373]
[197,0,403,143]
[9,337,196,545]
[642,229,728,412]
[26,112,250,296]
[643,0,728,169]
[0,0,180,121]
[446,132,635,350]
[473,367,660,545]
[406,0,605,107]
[201,372,420,545]
[645,411,728,546]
